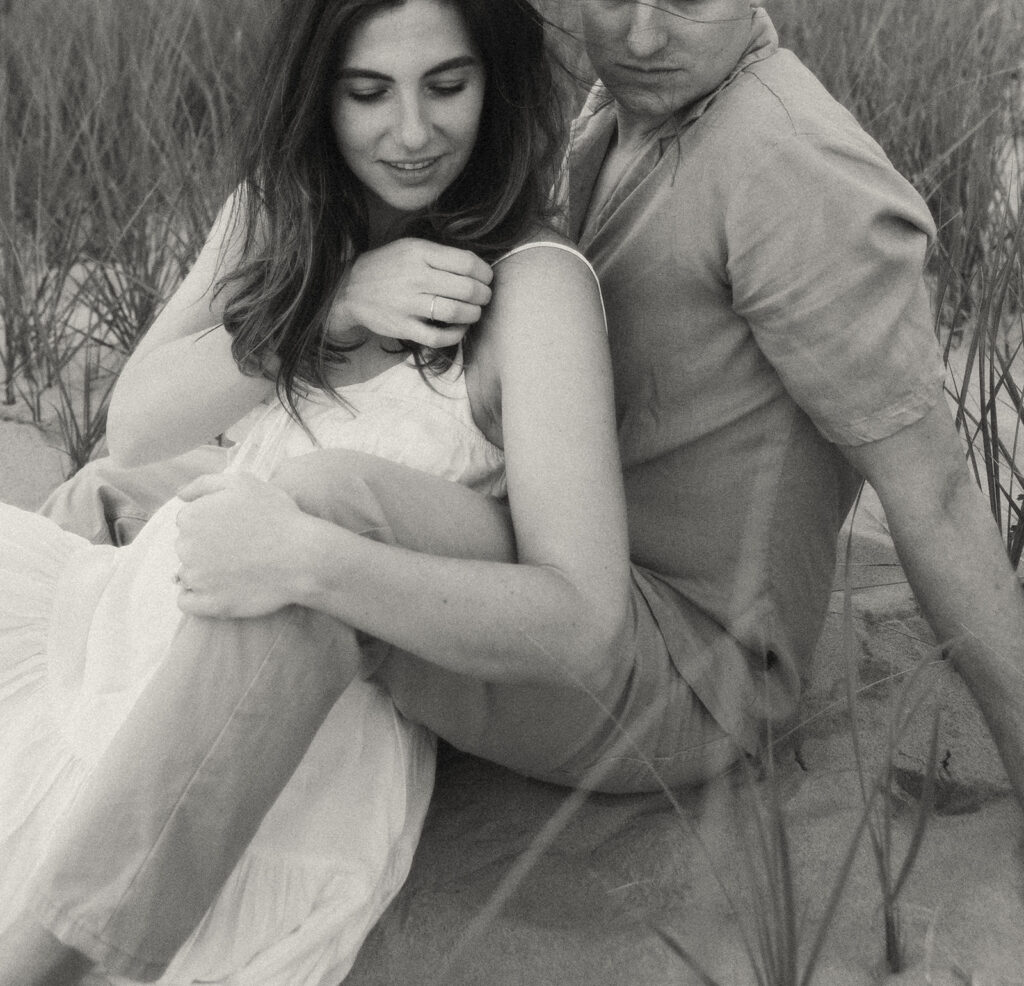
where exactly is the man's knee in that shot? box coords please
[271,450,396,543]
[273,448,514,560]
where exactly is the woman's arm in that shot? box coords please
[105,194,276,467]
[175,245,632,691]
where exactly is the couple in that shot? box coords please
[4,0,1024,983]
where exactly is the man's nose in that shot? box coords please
[625,2,671,58]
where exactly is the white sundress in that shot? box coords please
[0,353,506,985]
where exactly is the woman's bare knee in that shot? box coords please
[272,449,514,559]
[271,450,390,538]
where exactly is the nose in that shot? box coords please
[625,1,670,59]
[395,94,431,151]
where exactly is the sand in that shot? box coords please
[345,491,1024,986]
[1,409,1022,986]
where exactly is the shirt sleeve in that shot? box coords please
[724,129,945,446]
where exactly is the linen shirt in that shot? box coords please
[563,10,944,746]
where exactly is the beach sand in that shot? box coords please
[1,411,1021,986]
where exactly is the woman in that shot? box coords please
[0,0,627,983]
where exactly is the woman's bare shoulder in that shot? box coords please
[479,231,605,355]
[499,223,581,256]
[491,227,597,290]
[515,223,577,249]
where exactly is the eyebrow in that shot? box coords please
[338,55,479,82]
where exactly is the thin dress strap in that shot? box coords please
[492,241,607,328]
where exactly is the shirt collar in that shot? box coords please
[562,9,779,241]
[581,7,779,142]
[671,7,778,131]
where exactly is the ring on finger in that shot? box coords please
[430,294,440,322]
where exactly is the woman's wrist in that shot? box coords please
[284,513,356,611]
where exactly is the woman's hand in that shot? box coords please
[329,238,493,348]
[173,473,317,618]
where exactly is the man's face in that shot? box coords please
[579,0,755,129]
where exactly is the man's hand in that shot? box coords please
[329,238,493,349]
[174,473,315,618]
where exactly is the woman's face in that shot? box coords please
[332,0,485,227]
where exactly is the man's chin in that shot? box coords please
[606,83,688,123]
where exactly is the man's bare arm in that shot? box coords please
[840,400,1024,811]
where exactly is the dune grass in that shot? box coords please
[0,0,271,469]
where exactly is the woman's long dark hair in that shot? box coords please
[218,0,565,415]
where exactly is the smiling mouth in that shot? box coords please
[384,158,441,172]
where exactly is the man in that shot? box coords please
[558,0,1024,777]
[6,2,1024,982]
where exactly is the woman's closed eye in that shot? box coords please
[427,75,469,97]
[345,87,388,103]
[343,77,469,104]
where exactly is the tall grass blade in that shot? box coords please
[652,926,725,986]
[889,709,940,902]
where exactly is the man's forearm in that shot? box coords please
[887,473,1024,809]
[841,401,1024,813]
